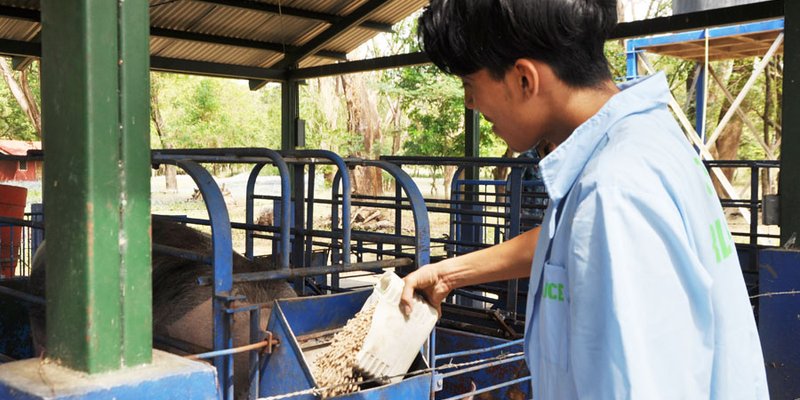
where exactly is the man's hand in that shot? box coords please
[399,227,540,318]
[400,262,452,317]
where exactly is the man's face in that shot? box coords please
[461,68,544,152]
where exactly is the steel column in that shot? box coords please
[625,39,638,80]
[462,108,482,254]
[40,0,151,372]
[696,64,707,143]
[118,0,153,367]
[281,80,300,151]
[782,1,799,243]
[465,108,480,160]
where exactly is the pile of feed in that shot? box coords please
[313,303,377,398]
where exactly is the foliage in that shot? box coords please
[379,17,506,158]
[150,72,280,151]
[300,79,364,156]
[0,60,39,140]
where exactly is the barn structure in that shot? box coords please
[0,140,40,181]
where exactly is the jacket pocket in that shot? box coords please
[540,261,569,371]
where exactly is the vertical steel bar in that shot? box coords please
[248,309,260,400]
[750,165,759,270]
[395,176,403,262]
[292,164,306,294]
[364,161,430,268]
[331,170,342,290]
[176,160,234,400]
[245,163,263,260]
[506,168,522,315]
[281,81,300,151]
[625,40,638,80]
[465,108,480,159]
[464,109,481,255]
[305,164,316,280]
[450,166,465,258]
[30,203,43,256]
[696,64,707,144]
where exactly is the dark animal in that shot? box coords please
[28,218,296,399]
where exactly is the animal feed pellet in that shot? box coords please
[313,303,377,398]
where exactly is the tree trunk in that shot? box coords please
[340,74,383,196]
[150,75,177,191]
[0,60,41,137]
[707,61,740,198]
[761,59,773,197]
[443,165,457,199]
[383,97,404,156]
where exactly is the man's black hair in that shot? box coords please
[419,0,618,88]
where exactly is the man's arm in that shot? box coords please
[400,226,540,315]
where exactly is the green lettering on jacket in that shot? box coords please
[542,283,565,302]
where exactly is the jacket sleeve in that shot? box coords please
[566,184,715,399]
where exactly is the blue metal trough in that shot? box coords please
[259,290,433,399]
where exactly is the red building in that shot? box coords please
[0,140,41,182]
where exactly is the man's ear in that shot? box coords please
[514,59,539,99]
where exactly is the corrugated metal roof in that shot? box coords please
[0,18,37,41]
[0,0,429,80]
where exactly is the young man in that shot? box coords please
[399,0,769,398]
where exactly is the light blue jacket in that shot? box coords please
[524,72,769,399]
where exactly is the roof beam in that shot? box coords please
[251,0,393,89]
[0,5,38,23]
[284,2,786,81]
[0,40,287,82]
[151,27,348,61]
[196,0,393,33]
[0,3,41,70]
[151,56,285,81]
[610,0,784,40]
[288,51,430,80]
[11,29,39,71]
[0,38,39,58]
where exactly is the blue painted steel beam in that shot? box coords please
[171,160,235,400]
[353,160,431,269]
[289,150,352,266]
[153,147,293,271]
[626,38,639,80]
[696,64,707,143]
[243,151,291,270]
[627,18,784,49]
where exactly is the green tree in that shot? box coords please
[0,58,40,140]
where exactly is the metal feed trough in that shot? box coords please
[260,290,433,399]
[260,290,530,400]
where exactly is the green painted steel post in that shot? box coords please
[465,107,480,160]
[281,80,301,151]
[118,0,153,366]
[281,78,303,293]
[41,0,151,373]
[782,1,800,244]
[464,107,481,180]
